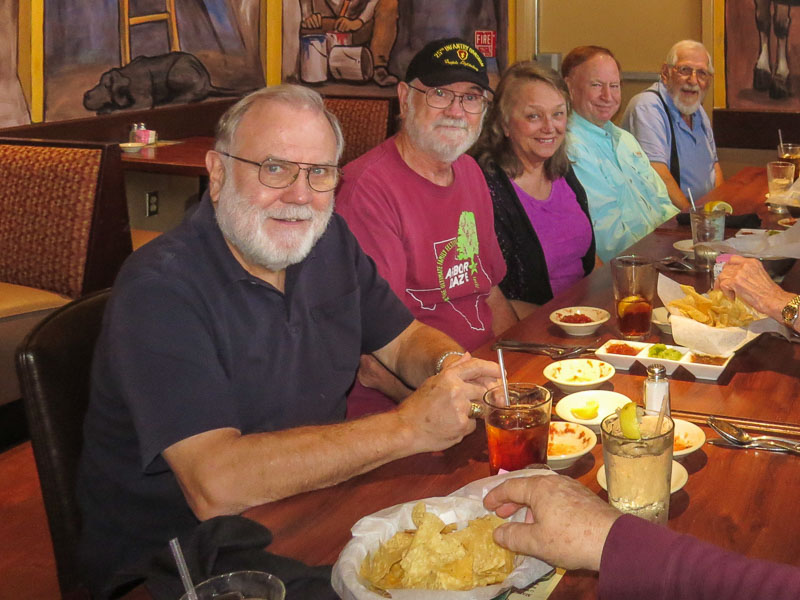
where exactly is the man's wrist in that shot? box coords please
[435,350,464,374]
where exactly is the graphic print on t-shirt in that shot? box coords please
[405,211,491,331]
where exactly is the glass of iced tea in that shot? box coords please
[482,383,552,474]
[778,143,800,181]
[610,255,657,341]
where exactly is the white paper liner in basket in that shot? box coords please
[331,470,556,600]
[657,274,787,355]
[700,218,800,259]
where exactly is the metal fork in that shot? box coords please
[492,340,598,360]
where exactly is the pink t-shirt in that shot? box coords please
[337,136,506,416]
[511,177,592,297]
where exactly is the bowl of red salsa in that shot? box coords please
[549,306,610,336]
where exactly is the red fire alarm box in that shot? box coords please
[474,30,496,58]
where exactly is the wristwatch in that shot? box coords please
[781,295,800,327]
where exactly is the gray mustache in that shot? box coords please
[435,118,469,130]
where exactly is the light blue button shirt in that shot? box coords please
[621,81,718,198]
[566,113,679,262]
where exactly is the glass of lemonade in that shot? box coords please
[767,160,795,214]
[601,413,674,524]
[180,571,286,600]
[610,255,657,341]
[483,383,552,475]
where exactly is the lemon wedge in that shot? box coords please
[704,200,733,215]
[570,400,599,420]
[617,295,643,318]
[618,402,642,440]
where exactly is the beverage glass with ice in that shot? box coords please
[180,570,286,600]
[601,413,674,524]
[610,255,656,341]
[690,207,725,248]
[767,160,795,214]
[482,383,552,474]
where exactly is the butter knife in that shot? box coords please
[707,438,800,456]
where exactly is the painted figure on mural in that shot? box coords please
[298,0,399,86]
[285,0,504,93]
[753,0,794,98]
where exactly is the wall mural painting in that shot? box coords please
[8,0,263,124]
[725,0,800,110]
[3,0,507,124]
[281,0,507,95]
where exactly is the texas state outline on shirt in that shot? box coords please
[405,211,491,332]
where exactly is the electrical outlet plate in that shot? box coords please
[145,191,159,217]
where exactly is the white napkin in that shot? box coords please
[331,470,556,600]
[657,274,786,355]
[699,220,800,259]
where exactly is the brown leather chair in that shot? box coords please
[0,138,131,408]
[15,288,111,599]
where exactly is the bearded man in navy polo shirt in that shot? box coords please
[76,84,500,597]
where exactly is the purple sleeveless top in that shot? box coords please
[512,177,593,296]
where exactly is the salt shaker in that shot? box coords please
[128,123,139,142]
[644,364,670,416]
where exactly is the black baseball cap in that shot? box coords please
[405,38,493,93]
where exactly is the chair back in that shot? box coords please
[15,289,111,597]
[324,97,395,165]
[0,138,132,298]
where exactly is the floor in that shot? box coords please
[0,441,60,599]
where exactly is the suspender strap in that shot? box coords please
[645,89,681,185]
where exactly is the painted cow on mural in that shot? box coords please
[753,0,794,98]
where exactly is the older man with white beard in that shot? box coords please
[76,84,502,598]
[622,40,723,211]
[336,38,517,418]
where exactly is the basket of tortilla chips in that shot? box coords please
[332,471,554,599]
[657,275,786,356]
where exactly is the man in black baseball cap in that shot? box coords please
[335,38,516,418]
[405,37,494,93]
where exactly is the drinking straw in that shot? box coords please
[687,188,696,211]
[496,347,510,406]
[169,537,198,600]
[779,129,785,155]
[654,384,669,441]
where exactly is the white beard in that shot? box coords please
[669,85,704,116]
[404,100,483,163]
[215,175,333,272]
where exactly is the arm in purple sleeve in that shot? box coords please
[600,514,800,600]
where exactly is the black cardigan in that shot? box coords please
[482,161,596,305]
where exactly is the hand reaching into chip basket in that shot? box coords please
[483,474,800,599]
[715,256,800,333]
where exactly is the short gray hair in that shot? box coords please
[214,84,345,163]
[665,40,714,74]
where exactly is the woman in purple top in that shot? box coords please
[484,474,800,600]
[474,61,595,318]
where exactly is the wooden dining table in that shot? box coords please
[119,136,213,177]
[233,168,800,598]
[107,167,800,600]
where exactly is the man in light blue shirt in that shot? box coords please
[621,40,723,211]
[561,46,679,263]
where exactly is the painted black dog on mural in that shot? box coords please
[83,51,241,114]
